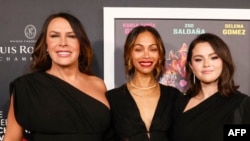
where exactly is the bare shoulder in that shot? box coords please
[77,74,110,108]
[85,75,107,93]
[83,75,109,108]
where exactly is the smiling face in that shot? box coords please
[46,17,80,69]
[130,31,160,76]
[189,42,223,85]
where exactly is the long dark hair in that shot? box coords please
[186,33,239,97]
[31,12,93,74]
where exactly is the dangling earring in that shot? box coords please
[193,73,196,84]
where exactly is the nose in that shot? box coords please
[144,50,149,58]
[203,59,210,67]
[59,37,67,47]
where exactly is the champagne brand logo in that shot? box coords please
[0,24,37,62]
[24,24,36,39]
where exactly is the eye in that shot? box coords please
[68,34,77,38]
[150,47,158,52]
[211,56,219,60]
[149,45,158,52]
[133,45,143,52]
[50,34,59,38]
[194,58,202,62]
[134,48,142,52]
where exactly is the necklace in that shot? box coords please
[129,84,159,97]
[130,91,147,97]
[130,80,157,90]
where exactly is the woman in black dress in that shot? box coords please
[4,12,111,141]
[106,25,182,141]
[171,33,250,141]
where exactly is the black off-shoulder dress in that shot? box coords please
[171,92,250,141]
[10,72,112,141]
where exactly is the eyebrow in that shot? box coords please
[134,43,157,47]
[48,31,75,34]
[193,52,217,57]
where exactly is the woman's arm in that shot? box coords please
[3,95,23,141]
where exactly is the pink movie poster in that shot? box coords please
[104,8,250,95]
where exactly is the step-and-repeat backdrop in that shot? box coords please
[0,22,36,140]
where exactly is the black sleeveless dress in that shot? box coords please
[10,72,112,141]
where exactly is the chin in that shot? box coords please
[201,79,218,84]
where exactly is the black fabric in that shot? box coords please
[171,92,250,141]
[10,72,112,141]
[106,84,182,141]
